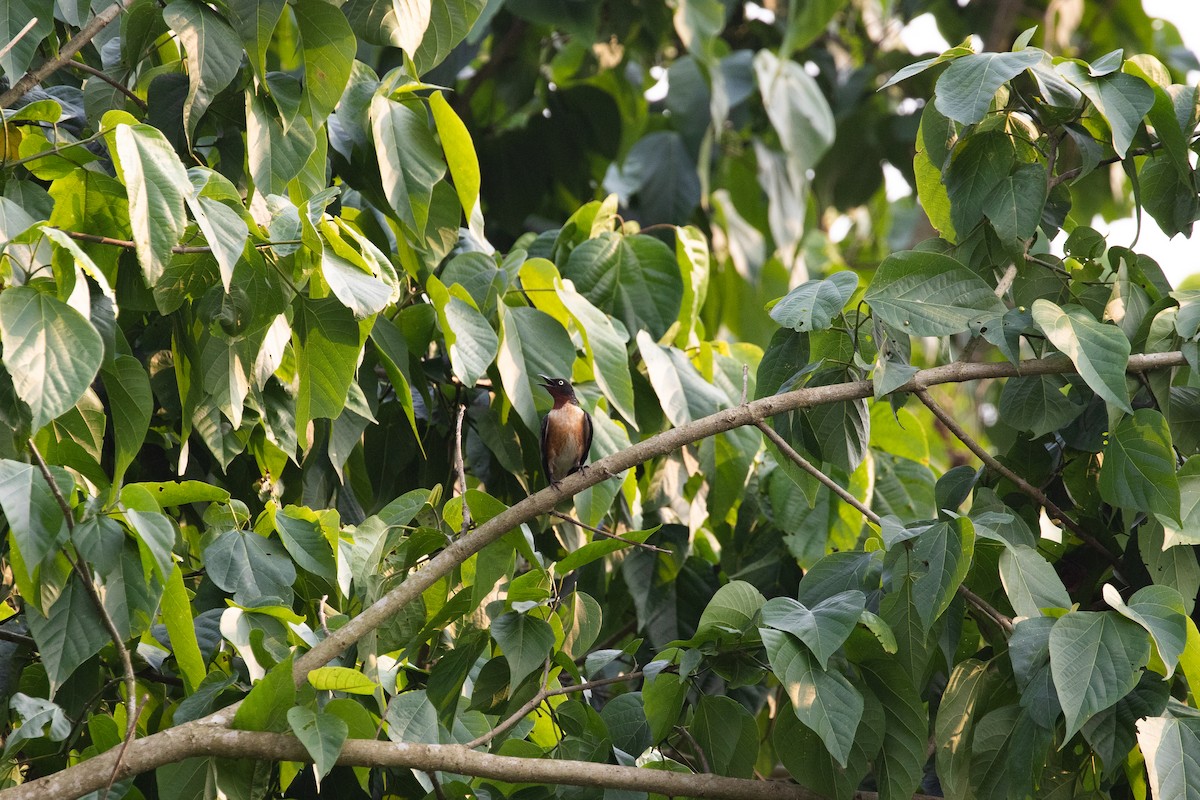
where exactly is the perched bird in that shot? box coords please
[538,375,593,489]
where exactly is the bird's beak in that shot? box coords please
[537,374,554,388]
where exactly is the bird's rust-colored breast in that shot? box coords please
[545,403,587,479]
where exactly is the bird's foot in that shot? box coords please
[551,479,563,492]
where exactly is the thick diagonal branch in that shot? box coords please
[0,0,137,109]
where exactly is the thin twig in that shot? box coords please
[27,440,140,797]
[455,405,471,537]
[913,389,1121,568]
[469,658,553,749]
[0,0,136,109]
[428,771,447,800]
[741,364,749,405]
[64,61,147,111]
[0,627,34,646]
[467,667,646,749]
[959,262,1019,363]
[549,511,669,554]
[675,725,711,774]
[759,418,1014,633]
[0,18,39,63]
[57,230,302,254]
[1050,132,1200,188]
[959,585,1013,634]
[755,421,881,526]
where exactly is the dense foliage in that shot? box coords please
[2,0,1200,799]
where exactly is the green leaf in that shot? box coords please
[274,505,335,584]
[781,0,847,55]
[0,287,103,431]
[162,564,206,693]
[426,276,498,387]
[881,45,974,90]
[430,91,484,237]
[943,131,1017,236]
[1138,715,1200,800]
[999,543,1071,617]
[123,509,178,580]
[983,162,1048,244]
[860,659,927,800]
[371,95,446,237]
[638,331,730,426]
[225,0,286,84]
[386,689,439,744]
[113,124,190,287]
[761,627,862,767]
[287,706,349,787]
[643,670,688,743]
[246,91,316,196]
[294,297,367,441]
[864,250,1005,337]
[1165,456,1200,548]
[934,49,1043,125]
[1049,611,1150,740]
[496,305,574,435]
[1057,62,1154,157]
[690,695,757,778]
[0,1,51,81]
[1099,408,1179,523]
[319,233,392,319]
[162,1,243,140]
[293,0,356,125]
[761,590,864,669]
[998,374,1085,438]
[203,529,297,603]
[1141,523,1200,616]
[101,355,152,486]
[753,49,835,171]
[307,666,378,695]
[697,580,766,638]
[412,0,488,74]
[935,659,994,798]
[25,573,111,693]
[562,232,683,341]
[1104,584,1187,679]
[129,481,231,508]
[556,279,638,427]
[911,519,974,630]
[769,271,858,332]
[233,656,296,732]
[490,612,554,687]
[1031,300,1132,413]
[0,459,67,572]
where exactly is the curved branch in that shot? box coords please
[5,349,1186,800]
[0,0,137,109]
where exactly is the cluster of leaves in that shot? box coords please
[3,1,1200,800]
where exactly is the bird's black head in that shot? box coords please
[538,374,577,402]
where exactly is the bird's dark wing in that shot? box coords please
[540,412,552,482]
[580,409,594,469]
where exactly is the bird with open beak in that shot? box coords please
[538,375,593,489]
